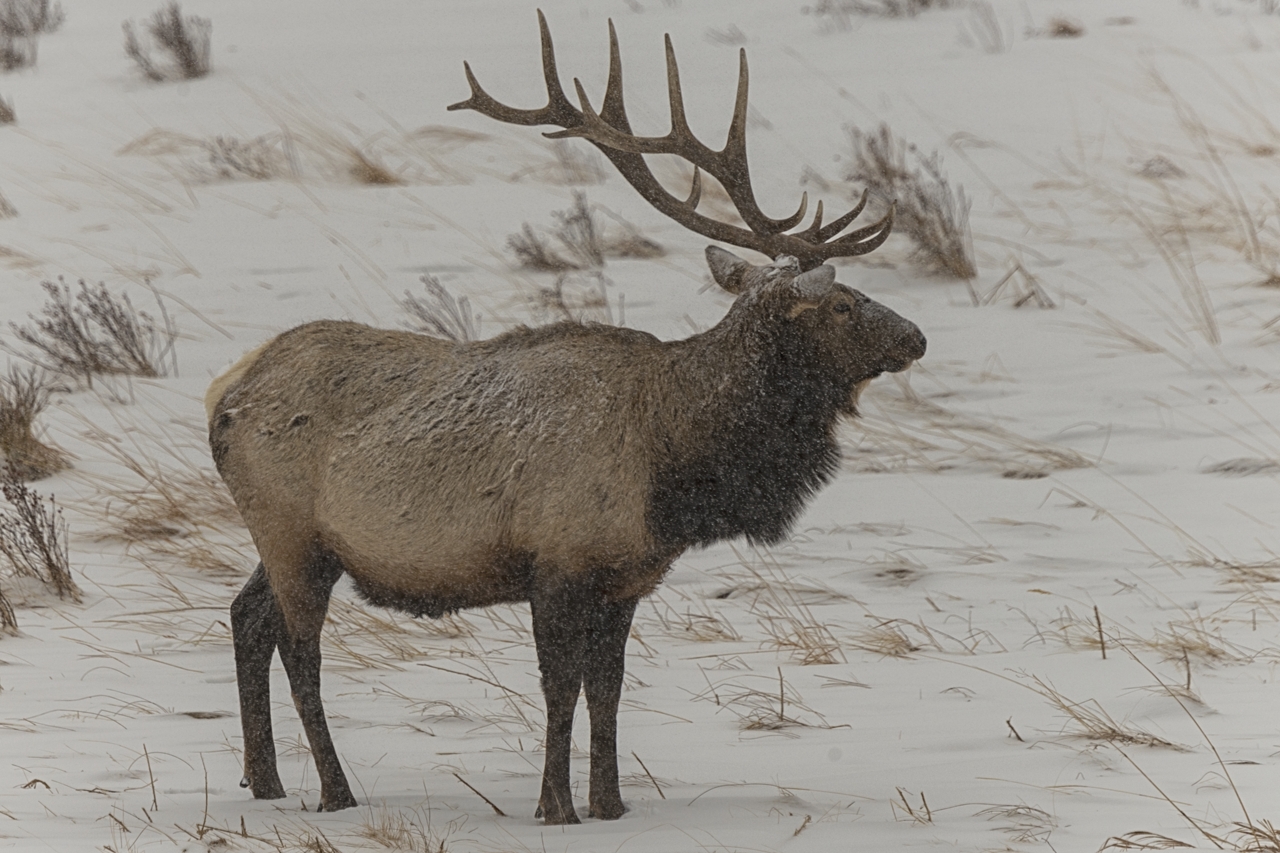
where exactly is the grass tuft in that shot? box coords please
[123,2,211,82]
[0,465,79,606]
[401,274,480,342]
[845,124,976,278]
[8,278,177,387]
[0,365,68,481]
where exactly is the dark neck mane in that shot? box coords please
[647,303,846,549]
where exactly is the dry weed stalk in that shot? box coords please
[357,804,460,853]
[962,2,1010,54]
[8,279,177,386]
[1027,675,1187,750]
[0,0,60,72]
[0,365,68,481]
[847,375,1088,476]
[508,191,662,273]
[400,274,480,342]
[1100,831,1193,850]
[846,124,976,278]
[806,0,951,27]
[123,2,211,82]
[0,466,79,603]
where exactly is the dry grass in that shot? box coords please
[0,94,12,124]
[846,373,1089,476]
[0,466,80,611]
[0,188,15,218]
[0,0,59,72]
[0,365,68,481]
[400,274,480,342]
[806,0,951,28]
[1027,675,1188,750]
[8,279,177,387]
[694,670,840,735]
[508,191,662,273]
[845,124,976,278]
[961,2,1010,54]
[123,2,211,82]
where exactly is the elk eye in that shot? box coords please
[834,302,852,314]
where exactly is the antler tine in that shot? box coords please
[446,9,578,127]
[685,167,702,209]
[813,203,895,258]
[663,35,697,146]
[815,189,869,243]
[598,20,630,130]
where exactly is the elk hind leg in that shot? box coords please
[230,562,286,800]
[273,547,357,812]
[583,595,639,820]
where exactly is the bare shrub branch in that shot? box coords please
[806,0,951,28]
[0,0,63,36]
[0,366,67,481]
[123,2,210,82]
[846,124,976,278]
[0,466,79,602]
[8,279,178,386]
[509,192,663,272]
[400,274,480,342]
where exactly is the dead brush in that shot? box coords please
[357,804,460,853]
[0,0,61,73]
[643,592,741,643]
[123,2,211,82]
[0,465,79,604]
[507,191,662,272]
[1027,674,1187,751]
[75,412,250,578]
[533,271,620,325]
[742,572,846,665]
[0,94,13,124]
[806,0,951,28]
[698,669,840,735]
[8,278,177,387]
[0,365,68,481]
[400,274,480,342]
[847,373,1089,476]
[845,124,976,278]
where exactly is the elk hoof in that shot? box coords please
[536,801,581,825]
[588,798,626,821]
[319,791,358,812]
[246,774,286,800]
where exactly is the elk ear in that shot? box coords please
[786,265,835,317]
[792,264,836,299]
[705,246,753,294]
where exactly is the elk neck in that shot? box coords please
[645,297,847,551]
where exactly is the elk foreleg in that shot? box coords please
[230,562,286,800]
[582,595,639,820]
[531,579,593,825]
[274,549,356,812]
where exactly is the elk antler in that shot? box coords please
[448,11,893,271]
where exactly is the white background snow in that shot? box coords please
[3,0,1280,850]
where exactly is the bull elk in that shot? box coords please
[207,13,925,824]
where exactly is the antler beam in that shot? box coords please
[448,11,893,270]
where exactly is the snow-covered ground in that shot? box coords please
[3,0,1280,849]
